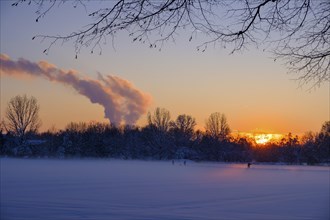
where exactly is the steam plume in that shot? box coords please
[0,54,152,125]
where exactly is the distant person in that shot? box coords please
[184,160,186,166]
[247,162,251,168]
[172,160,174,165]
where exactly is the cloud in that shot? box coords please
[0,54,152,125]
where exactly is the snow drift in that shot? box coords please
[1,159,329,220]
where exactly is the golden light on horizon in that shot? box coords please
[232,130,284,145]
[254,133,283,145]
[255,134,273,145]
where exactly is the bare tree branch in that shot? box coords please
[205,112,230,141]
[4,95,42,139]
[12,0,330,86]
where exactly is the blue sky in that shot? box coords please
[1,1,329,134]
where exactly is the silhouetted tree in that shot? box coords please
[0,123,5,155]
[315,121,330,163]
[253,143,281,163]
[120,125,144,159]
[147,107,172,133]
[1,103,328,164]
[171,114,196,135]
[81,122,109,157]
[13,0,330,85]
[168,114,196,159]
[205,112,230,141]
[4,95,41,141]
[320,121,330,136]
[278,133,301,163]
[301,131,317,146]
[170,114,196,145]
[144,108,174,159]
[142,125,173,160]
[62,122,88,157]
[39,127,62,157]
[102,124,123,158]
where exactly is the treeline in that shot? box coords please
[0,108,329,165]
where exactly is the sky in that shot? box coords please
[0,1,329,135]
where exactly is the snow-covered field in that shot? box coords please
[1,158,329,220]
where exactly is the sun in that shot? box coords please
[255,134,273,145]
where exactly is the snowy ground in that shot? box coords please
[1,158,329,220]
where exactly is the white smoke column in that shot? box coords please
[0,54,152,125]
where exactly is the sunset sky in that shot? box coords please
[0,1,329,135]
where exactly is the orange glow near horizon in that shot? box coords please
[255,134,273,145]
[233,131,284,145]
[254,133,283,145]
